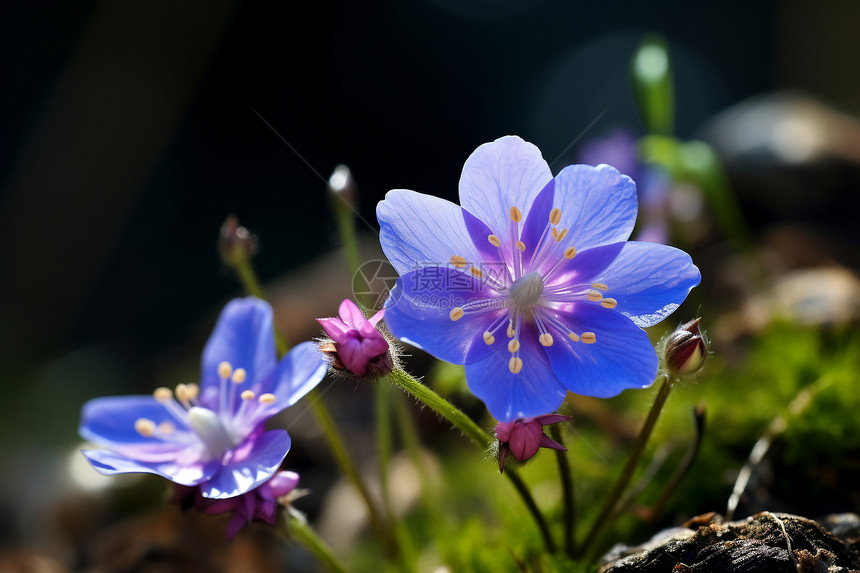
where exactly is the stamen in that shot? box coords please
[135,418,156,437]
[587,289,604,302]
[259,393,276,404]
[549,208,562,225]
[601,298,618,309]
[581,332,597,344]
[231,368,247,384]
[241,390,256,400]
[185,383,200,400]
[568,332,580,342]
[488,235,501,247]
[450,255,468,268]
[516,240,526,252]
[153,387,173,402]
[508,339,520,353]
[507,322,515,338]
[449,307,464,321]
[539,333,554,347]
[552,228,558,240]
[483,331,495,345]
[555,228,568,242]
[175,383,192,404]
[509,206,523,222]
[217,361,233,379]
[470,266,482,277]
[564,246,577,259]
[591,282,609,291]
[157,421,175,434]
[509,356,523,374]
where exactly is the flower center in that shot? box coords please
[509,271,544,309]
[188,406,238,458]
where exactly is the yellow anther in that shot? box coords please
[449,307,464,321]
[217,361,233,379]
[231,368,247,384]
[568,332,580,342]
[601,298,618,309]
[581,332,597,344]
[135,418,156,437]
[241,390,256,400]
[470,266,482,277]
[175,383,192,403]
[516,240,526,252]
[555,228,568,242]
[549,208,562,225]
[153,387,173,402]
[591,282,609,291]
[587,289,603,302]
[563,246,577,259]
[259,393,276,404]
[509,356,523,374]
[157,421,175,434]
[450,255,468,268]
[539,333,554,347]
[510,206,523,222]
[507,323,516,338]
[488,235,501,247]
[508,339,520,353]
[483,331,495,345]
[552,228,558,240]
[185,383,200,399]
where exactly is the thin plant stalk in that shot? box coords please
[550,423,575,556]
[284,509,350,573]
[577,375,674,558]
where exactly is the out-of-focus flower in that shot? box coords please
[664,317,708,376]
[178,470,301,540]
[496,414,569,472]
[79,297,327,499]
[317,298,393,378]
[378,136,701,421]
[218,214,258,266]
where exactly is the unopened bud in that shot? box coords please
[665,318,707,376]
[327,164,357,208]
[218,214,258,267]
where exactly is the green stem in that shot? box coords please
[384,367,557,555]
[285,510,350,573]
[550,423,575,557]
[577,375,674,558]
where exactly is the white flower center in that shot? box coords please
[509,271,544,309]
[188,406,238,458]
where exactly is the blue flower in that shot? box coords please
[79,297,327,499]
[377,136,701,422]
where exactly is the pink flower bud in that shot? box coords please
[665,318,708,376]
[317,299,393,378]
[495,414,569,472]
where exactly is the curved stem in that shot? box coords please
[550,423,575,556]
[285,510,350,573]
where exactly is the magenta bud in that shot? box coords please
[317,299,393,378]
[495,414,569,472]
[665,318,708,376]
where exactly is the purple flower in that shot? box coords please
[496,414,568,471]
[317,299,392,377]
[377,136,701,421]
[183,470,300,540]
[79,297,327,499]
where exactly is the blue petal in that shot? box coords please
[79,396,194,454]
[550,164,638,252]
[199,429,291,499]
[542,304,658,397]
[589,241,701,327]
[383,269,506,365]
[81,448,220,486]
[465,321,568,422]
[377,190,489,276]
[201,297,278,397]
[458,136,552,250]
[264,341,328,408]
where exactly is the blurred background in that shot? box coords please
[3,0,860,570]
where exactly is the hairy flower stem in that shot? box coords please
[284,509,349,573]
[385,367,557,555]
[577,375,674,559]
[550,423,575,557]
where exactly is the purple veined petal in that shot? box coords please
[550,164,638,253]
[588,241,701,328]
[377,190,489,276]
[81,448,220,486]
[462,208,511,278]
[465,321,568,422]
[520,178,556,267]
[262,341,328,410]
[541,304,658,398]
[338,298,366,328]
[201,297,278,395]
[543,242,625,287]
[199,429,291,499]
[383,269,507,365]
[459,136,552,250]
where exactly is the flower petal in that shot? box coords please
[383,269,506,364]
[81,448,219,486]
[317,317,350,340]
[465,321,568,421]
[377,189,487,276]
[542,304,658,397]
[337,298,366,329]
[199,429,291,499]
[459,136,552,249]
[201,297,277,396]
[264,341,328,409]
[589,241,701,327]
